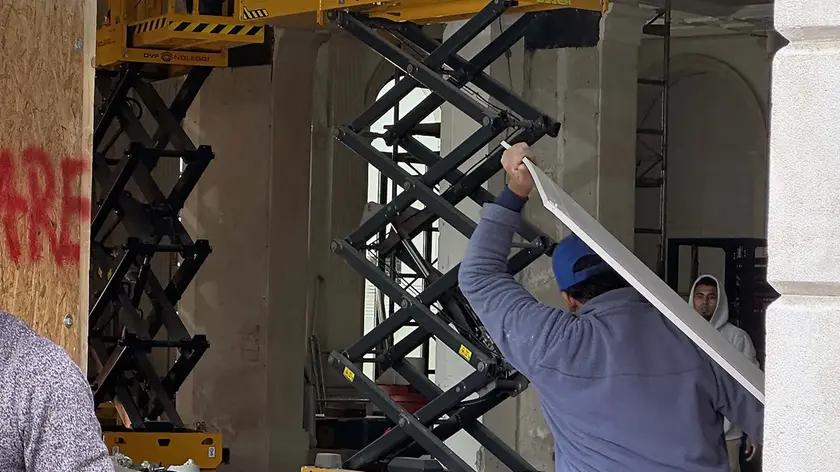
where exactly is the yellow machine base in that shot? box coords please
[241,0,607,26]
[104,431,224,471]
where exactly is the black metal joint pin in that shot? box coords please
[398,415,410,428]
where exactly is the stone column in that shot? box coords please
[764,2,840,469]
[178,29,324,471]
[308,31,383,389]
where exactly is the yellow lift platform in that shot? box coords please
[104,430,225,471]
[97,0,266,68]
[240,0,606,26]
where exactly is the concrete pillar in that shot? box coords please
[266,29,325,472]
[178,29,324,472]
[179,63,275,472]
[309,31,384,390]
[764,2,840,469]
[447,5,643,471]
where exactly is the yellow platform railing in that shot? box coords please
[239,0,608,26]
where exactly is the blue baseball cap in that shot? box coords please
[552,234,611,291]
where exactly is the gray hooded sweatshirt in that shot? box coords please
[689,275,760,442]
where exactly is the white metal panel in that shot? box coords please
[522,157,765,403]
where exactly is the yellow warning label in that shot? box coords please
[343,367,355,382]
[242,6,269,20]
[458,345,473,361]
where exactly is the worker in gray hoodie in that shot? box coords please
[458,142,764,472]
[690,275,761,471]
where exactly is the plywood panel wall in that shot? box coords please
[0,0,97,367]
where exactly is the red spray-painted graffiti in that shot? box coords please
[0,147,91,266]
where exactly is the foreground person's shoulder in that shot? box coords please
[2,314,84,382]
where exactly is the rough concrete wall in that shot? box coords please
[309,31,383,389]
[639,34,771,109]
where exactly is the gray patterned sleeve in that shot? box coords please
[14,336,114,472]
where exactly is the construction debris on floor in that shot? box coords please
[112,453,200,472]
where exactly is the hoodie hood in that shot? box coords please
[689,274,729,330]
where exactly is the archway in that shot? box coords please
[635,54,769,274]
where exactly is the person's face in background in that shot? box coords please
[693,284,718,319]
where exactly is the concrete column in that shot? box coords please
[267,29,325,472]
[178,29,324,472]
[764,2,840,470]
[309,31,383,389]
[488,5,644,471]
[179,63,275,472]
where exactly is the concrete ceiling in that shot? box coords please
[639,0,774,37]
[640,0,771,15]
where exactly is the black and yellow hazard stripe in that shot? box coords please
[129,17,169,34]
[241,6,269,20]
[168,21,264,36]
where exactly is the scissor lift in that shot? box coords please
[92,0,609,469]
[244,1,607,470]
[91,0,272,467]
[90,63,228,468]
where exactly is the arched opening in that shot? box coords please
[363,77,443,380]
[635,54,769,274]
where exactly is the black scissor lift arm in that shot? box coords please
[89,64,214,429]
[324,3,560,471]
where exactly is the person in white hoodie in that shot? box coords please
[690,275,760,472]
